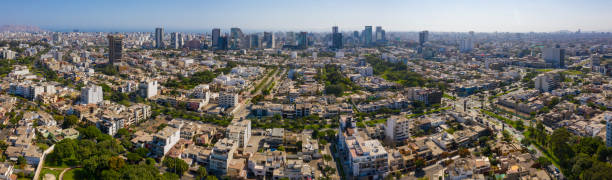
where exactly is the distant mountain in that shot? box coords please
[0,25,46,32]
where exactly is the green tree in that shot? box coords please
[63,115,79,128]
[163,157,189,177]
[196,166,208,180]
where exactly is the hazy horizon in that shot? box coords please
[2,0,612,33]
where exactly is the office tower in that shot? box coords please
[107,34,123,64]
[543,46,565,68]
[263,32,275,48]
[81,85,103,104]
[217,36,228,50]
[170,32,181,49]
[297,32,308,49]
[249,34,259,49]
[364,26,373,46]
[212,28,220,49]
[375,26,383,42]
[155,27,164,49]
[332,26,343,49]
[419,31,429,45]
[230,28,244,50]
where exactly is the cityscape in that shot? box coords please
[1,0,612,180]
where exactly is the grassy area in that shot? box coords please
[39,168,63,180]
[63,168,84,180]
[535,69,554,73]
[562,70,582,75]
[365,118,386,126]
[443,93,457,100]
[488,88,517,101]
[480,109,525,131]
[407,106,451,118]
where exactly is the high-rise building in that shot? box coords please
[297,32,308,49]
[249,34,259,49]
[364,26,373,46]
[212,28,220,49]
[263,32,275,49]
[170,32,182,49]
[107,34,123,64]
[155,27,164,49]
[375,26,383,42]
[543,46,565,68]
[217,36,228,50]
[230,28,244,50]
[81,85,103,104]
[419,30,429,45]
[460,33,474,52]
[332,26,343,49]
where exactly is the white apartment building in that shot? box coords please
[219,92,239,108]
[385,115,411,143]
[139,80,158,99]
[209,138,238,174]
[534,73,560,92]
[226,120,251,149]
[81,85,103,104]
[150,126,181,158]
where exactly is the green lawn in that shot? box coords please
[63,168,84,180]
[39,168,62,180]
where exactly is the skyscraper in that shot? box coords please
[170,32,182,49]
[364,26,373,46]
[107,34,123,64]
[230,28,244,50]
[155,27,164,49]
[263,32,275,49]
[419,31,429,45]
[375,26,383,42]
[297,32,308,49]
[332,26,343,49]
[249,34,260,49]
[212,28,220,49]
[217,36,228,50]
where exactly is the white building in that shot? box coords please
[209,138,238,174]
[150,126,181,158]
[534,73,560,92]
[1,50,16,60]
[139,80,158,99]
[226,120,251,149]
[345,135,389,178]
[385,115,411,143]
[81,85,103,104]
[219,92,239,108]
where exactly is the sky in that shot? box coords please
[2,0,612,33]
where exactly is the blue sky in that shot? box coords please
[2,0,612,32]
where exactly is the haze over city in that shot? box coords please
[2,0,612,32]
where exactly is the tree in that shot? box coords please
[163,157,189,177]
[162,173,180,180]
[63,115,79,128]
[459,148,470,158]
[196,166,208,180]
[550,128,574,167]
[109,156,125,170]
[116,128,130,138]
[126,152,143,163]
